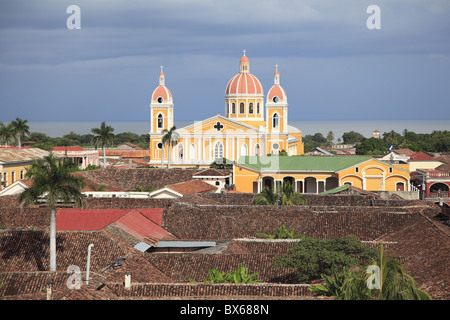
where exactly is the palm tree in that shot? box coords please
[11,117,30,149]
[162,126,179,169]
[19,153,84,272]
[253,182,307,206]
[0,122,16,148]
[253,186,277,205]
[91,122,115,168]
[338,244,432,300]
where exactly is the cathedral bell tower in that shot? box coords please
[150,66,174,134]
[266,65,288,135]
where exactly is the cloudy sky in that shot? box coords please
[0,0,449,124]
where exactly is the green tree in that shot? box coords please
[338,245,432,300]
[11,117,30,149]
[198,265,262,284]
[382,130,403,150]
[303,133,328,152]
[253,186,278,205]
[326,131,334,145]
[342,131,366,145]
[0,122,16,148]
[253,182,307,206]
[162,126,179,169]
[18,153,85,271]
[91,122,115,168]
[356,138,388,155]
[309,266,358,297]
[273,235,378,283]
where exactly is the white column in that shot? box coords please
[203,138,205,161]
[232,137,235,161]
[209,137,212,160]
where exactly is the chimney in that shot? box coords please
[124,272,131,290]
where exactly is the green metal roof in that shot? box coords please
[236,155,373,172]
[320,185,350,194]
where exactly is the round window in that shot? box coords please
[273,143,279,150]
[272,96,279,103]
[157,97,164,103]
[157,142,163,149]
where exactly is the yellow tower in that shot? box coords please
[149,66,174,162]
[150,66,174,134]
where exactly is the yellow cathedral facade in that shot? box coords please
[148,52,304,167]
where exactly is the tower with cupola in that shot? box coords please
[266,65,288,135]
[225,50,265,128]
[150,66,174,134]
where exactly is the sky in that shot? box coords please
[0,0,449,124]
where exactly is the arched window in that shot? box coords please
[240,143,248,156]
[239,102,245,114]
[178,144,184,160]
[256,102,260,114]
[249,102,254,114]
[214,141,224,159]
[255,144,260,156]
[231,103,236,114]
[190,144,196,161]
[272,113,279,128]
[157,114,164,129]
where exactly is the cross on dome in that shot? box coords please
[243,49,246,56]
[275,64,278,71]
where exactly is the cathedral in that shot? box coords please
[148,52,304,167]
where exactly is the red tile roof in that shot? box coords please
[53,146,85,152]
[113,209,167,244]
[56,209,131,231]
[165,179,217,196]
[409,152,438,162]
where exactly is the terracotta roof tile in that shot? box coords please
[409,152,439,162]
[165,179,217,196]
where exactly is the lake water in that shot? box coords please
[28,119,450,140]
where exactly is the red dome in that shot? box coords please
[225,73,263,95]
[267,84,286,102]
[152,85,172,103]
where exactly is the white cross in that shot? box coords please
[275,64,278,71]
[243,49,246,56]
[160,65,164,73]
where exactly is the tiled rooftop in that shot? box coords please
[72,167,206,191]
[1,186,449,299]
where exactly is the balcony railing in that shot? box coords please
[429,192,449,198]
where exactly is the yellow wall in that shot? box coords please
[151,109,169,132]
[1,163,27,188]
[409,161,442,172]
[234,159,410,193]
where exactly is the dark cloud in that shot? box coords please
[0,0,449,123]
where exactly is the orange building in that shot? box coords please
[233,155,411,194]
